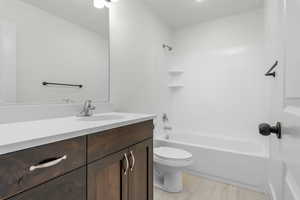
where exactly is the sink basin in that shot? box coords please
[78,114,125,122]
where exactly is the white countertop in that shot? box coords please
[0,112,156,155]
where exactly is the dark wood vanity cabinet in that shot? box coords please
[0,120,153,200]
[88,139,153,200]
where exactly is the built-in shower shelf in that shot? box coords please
[168,70,184,75]
[168,69,184,89]
[168,84,184,88]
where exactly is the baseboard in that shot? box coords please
[185,169,267,194]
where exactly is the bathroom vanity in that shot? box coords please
[0,113,154,200]
[0,2,154,199]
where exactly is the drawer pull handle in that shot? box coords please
[124,153,129,176]
[130,151,135,171]
[29,155,67,172]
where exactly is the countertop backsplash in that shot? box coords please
[0,103,114,124]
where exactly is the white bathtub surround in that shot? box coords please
[155,132,268,192]
[0,112,155,155]
[168,9,271,144]
[154,147,193,192]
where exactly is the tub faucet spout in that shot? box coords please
[164,126,172,131]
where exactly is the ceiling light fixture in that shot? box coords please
[94,0,118,9]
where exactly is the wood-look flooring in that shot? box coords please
[154,173,268,200]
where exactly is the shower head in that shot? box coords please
[163,44,173,51]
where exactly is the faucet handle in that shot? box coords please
[88,100,96,109]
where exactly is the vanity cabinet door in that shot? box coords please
[88,149,129,200]
[8,167,86,200]
[128,139,153,200]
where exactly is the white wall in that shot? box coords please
[168,10,270,141]
[0,21,16,103]
[110,0,173,129]
[0,0,109,104]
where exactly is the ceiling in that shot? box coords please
[18,0,263,35]
[19,0,109,37]
[142,0,264,30]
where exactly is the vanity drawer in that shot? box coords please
[0,136,86,199]
[8,167,86,200]
[88,120,153,162]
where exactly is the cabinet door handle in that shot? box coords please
[130,151,135,171]
[124,153,129,176]
[29,155,67,172]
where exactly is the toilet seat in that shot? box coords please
[154,147,193,168]
[154,147,192,161]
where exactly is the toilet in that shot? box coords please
[154,146,193,193]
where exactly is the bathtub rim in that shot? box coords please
[155,136,268,159]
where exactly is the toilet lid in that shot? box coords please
[154,147,192,160]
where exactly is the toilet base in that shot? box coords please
[154,167,183,193]
[153,146,193,193]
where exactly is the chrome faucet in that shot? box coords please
[80,100,96,117]
[162,113,172,131]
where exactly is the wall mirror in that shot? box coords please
[0,0,109,105]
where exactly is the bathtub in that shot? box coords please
[155,132,268,192]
